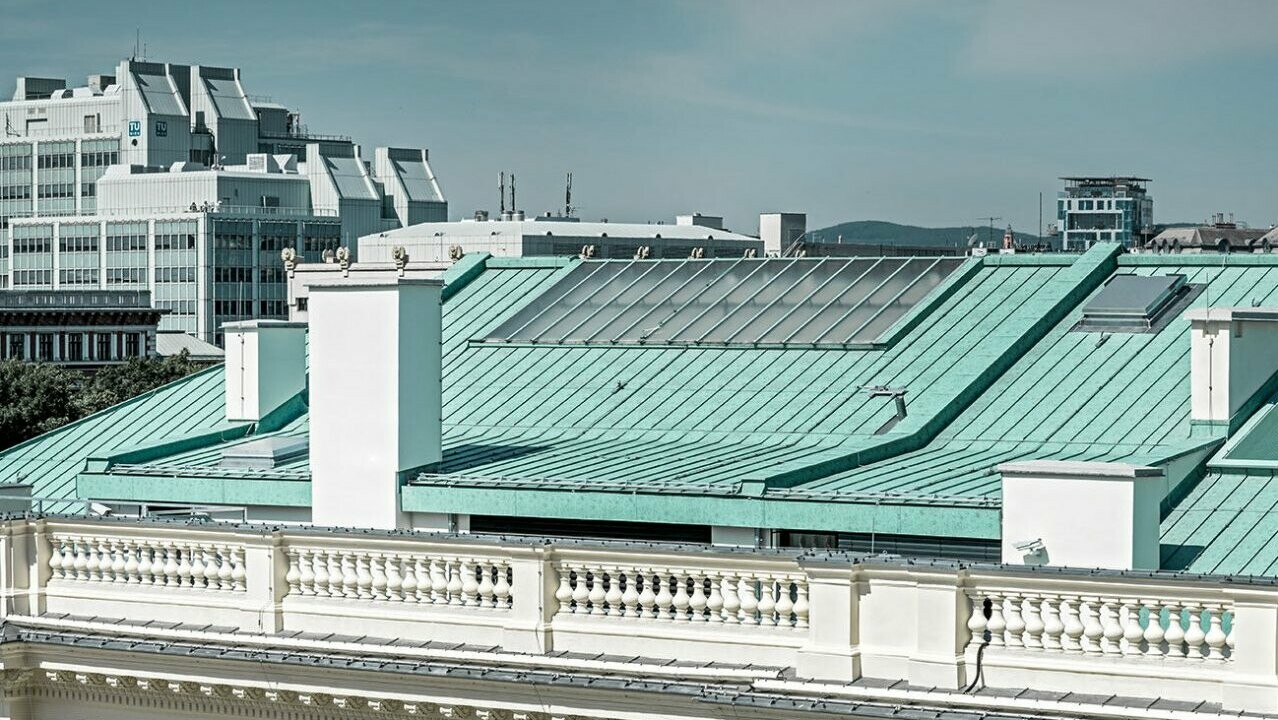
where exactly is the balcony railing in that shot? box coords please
[6,204,338,221]
[0,517,1274,712]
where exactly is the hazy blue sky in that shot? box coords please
[4,0,1276,234]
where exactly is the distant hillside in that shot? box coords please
[806,220,1045,248]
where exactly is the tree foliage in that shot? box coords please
[0,350,202,452]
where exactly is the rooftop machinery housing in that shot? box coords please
[0,59,447,344]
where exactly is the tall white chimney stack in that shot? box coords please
[307,277,443,530]
[1186,307,1278,425]
[222,320,308,422]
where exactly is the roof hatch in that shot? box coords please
[1075,273,1198,332]
[220,436,308,469]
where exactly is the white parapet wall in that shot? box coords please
[2,517,1275,712]
[222,320,308,422]
[1187,307,1278,423]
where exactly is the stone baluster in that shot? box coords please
[1183,604,1207,660]
[461,559,480,607]
[638,571,658,619]
[1003,594,1026,647]
[738,573,760,626]
[340,553,359,599]
[188,545,206,589]
[1142,600,1165,657]
[775,577,794,627]
[178,544,195,588]
[110,540,127,583]
[1079,599,1103,654]
[202,547,220,589]
[385,555,404,602]
[707,574,725,624]
[690,573,709,623]
[477,560,495,608]
[440,558,458,605]
[295,549,314,596]
[122,542,139,585]
[966,593,989,647]
[355,554,373,600]
[1040,596,1063,651]
[135,541,152,586]
[1060,597,1084,653]
[1022,595,1044,649]
[1121,599,1145,656]
[48,538,64,580]
[285,549,302,595]
[793,580,810,629]
[672,571,692,622]
[85,539,101,582]
[231,546,246,592]
[1225,610,1235,660]
[621,571,641,618]
[1163,604,1186,658]
[1099,599,1123,655]
[985,592,1006,647]
[1204,604,1228,662]
[583,568,604,615]
[603,568,623,617]
[162,544,179,587]
[370,555,388,601]
[756,575,777,627]
[493,562,511,609]
[569,565,589,613]
[555,566,574,614]
[654,571,674,621]
[216,546,234,591]
[412,557,430,603]
[311,550,330,598]
[396,555,414,603]
[720,575,741,626]
[72,538,89,581]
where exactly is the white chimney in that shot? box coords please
[999,460,1164,571]
[307,277,442,530]
[1186,307,1278,425]
[222,320,308,422]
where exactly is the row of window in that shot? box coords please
[0,185,31,200]
[37,182,76,199]
[215,267,253,283]
[156,266,196,283]
[80,149,119,168]
[12,238,53,254]
[0,155,31,171]
[58,235,98,253]
[36,152,76,170]
[214,300,254,316]
[12,269,52,286]
[2,332,142,362]
[106,268,147,284]
[157,299,197,316]
[106,236,148,252]
[59,268,99,285]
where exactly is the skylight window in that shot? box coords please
[483,257,965,347]
[1075,273,1199,332]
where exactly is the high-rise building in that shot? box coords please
[0,59,447,344]
[1057,176,1153,249]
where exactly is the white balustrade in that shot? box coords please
[554,562,808,628]
[47,534,246,592]
[965,589,1234,662]
[284,547,512,609]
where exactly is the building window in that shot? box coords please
[97,333,112,361]
[37,334,53,361]
[83,114,101,134]
[67,334,83,362]
[125,333,141,358]
[8,335,24,359]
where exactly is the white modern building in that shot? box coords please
[0,58,447,344]
[360,215,763,263]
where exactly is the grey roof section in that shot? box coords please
[323,155,376,199]
[202,76,255,121]
[393,157,444,203]
[155,331,224,361]
[1150,225,1270,250]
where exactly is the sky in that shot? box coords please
[2,0,1276,235]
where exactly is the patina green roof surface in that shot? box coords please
[0,365,230,504]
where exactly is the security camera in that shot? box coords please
[1013,538,1045,553]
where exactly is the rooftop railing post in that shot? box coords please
[502,545,555,653]
[242,529,287,634]
[27,518,50,617]
[1223,588,1278,712]
[906,566,969,689]
[794,559,861,682]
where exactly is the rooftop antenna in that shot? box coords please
[565,172,573,218]
[510,173,516,214]
[499,172,505,215]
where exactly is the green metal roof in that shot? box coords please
[0,365,231,507]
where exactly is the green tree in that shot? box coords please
[77,350,200,416]
[0,361,86,450]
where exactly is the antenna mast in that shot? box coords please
[510,174,516,214]
[565,172,573,218]
[976,216,1003,246]
[499,172,505,215]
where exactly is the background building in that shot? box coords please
[1057,176,1153,249]
[0,58,447,344]
[359,215,762,263]
[1147,213,1272,253]
[0,288,163,365]
[759,212,806,255]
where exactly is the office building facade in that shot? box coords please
[1057,175,1153,249]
